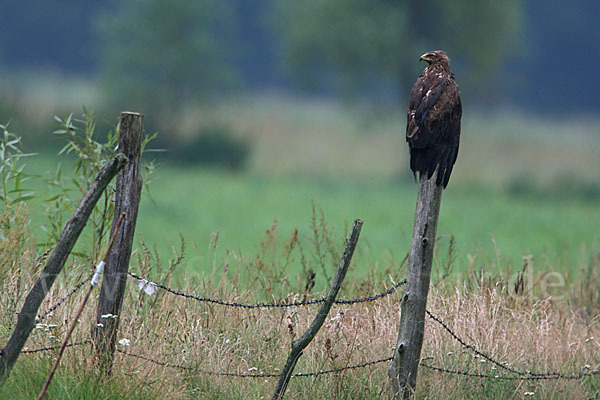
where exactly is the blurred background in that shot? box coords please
[1,0,599,276]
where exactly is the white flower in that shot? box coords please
[524,392,535,396]
[138,279,157,295]
[101,314,118,319]
[248,367,258,371]
[118,338,131,347]
[35,323,57,332]
[96,323,104,328]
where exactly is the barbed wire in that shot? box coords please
[425,309,600,380]
[116,348,393,378]
[36,273,93,322]
[128,272,405,308]
[420,362,600,381]
[21,274,599,384]
[21,341,90,354]
[20,336,599,382]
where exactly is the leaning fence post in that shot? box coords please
[37,213,125,400]
[92,112,144,373]
[0,154,127,385]
[272,219,363,400]
[388,173,443,398]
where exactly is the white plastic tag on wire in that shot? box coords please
[138,279,157,295]
[91,261,106,287]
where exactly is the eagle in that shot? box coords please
[406,50,462,188]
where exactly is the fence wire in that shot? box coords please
[22,342,599,383]
[36,273,93,322]
[420,362,600,381]
[21,341,90,354]
[127,272,406,308]
[425,309,600,380]
[116,349,393,378]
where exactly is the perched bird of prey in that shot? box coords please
[406,50,462,188]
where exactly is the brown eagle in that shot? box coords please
[406,50,461,188]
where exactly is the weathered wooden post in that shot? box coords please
[272,219,363,400]
[388,173,443,398]
[0,154,126,385]
[37,213,125,400]
[92,112,143,373]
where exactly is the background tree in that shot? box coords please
[272,0,522,101]
[95,0,238,123]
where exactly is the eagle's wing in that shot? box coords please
[406,74,447,145]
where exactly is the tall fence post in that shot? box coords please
[0,154,127,385]
[93,112,143,373]
[389,173,443,398]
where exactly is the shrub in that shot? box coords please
[162,126,250,170]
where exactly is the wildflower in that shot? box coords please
[118,338,131,347]
[35,323,57,332]
[101,313,118,319]
[248,367,258,372]
[524,392,535,396]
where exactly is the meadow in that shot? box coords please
[2,92,600,398]
[17,94,600,284]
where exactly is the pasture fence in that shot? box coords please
[23,271,600,386]
[127,271,407,308]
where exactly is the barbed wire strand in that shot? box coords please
[21,341,90,354]
[420,362,600,381]
[116,349,393,378]
[425,309,600,379]
[128,272,406,308]
[21,340,599,382]
[36,273,94,322]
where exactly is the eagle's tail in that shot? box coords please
[410,145,458,189]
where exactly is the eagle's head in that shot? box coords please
[420,50,450,66]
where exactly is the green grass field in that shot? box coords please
[134,166,599,274]
[20,156,600,287]
[3,93,600,399]
[14,94,600,283]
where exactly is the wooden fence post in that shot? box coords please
[272,219,363,400]
[0,154,127,385]
[92,112,143,373]
[388,173,443,398]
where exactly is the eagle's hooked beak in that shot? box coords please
[420,53,433,63]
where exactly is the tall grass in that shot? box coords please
[1,204,599,399]
[1,88,599,397]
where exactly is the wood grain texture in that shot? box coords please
[93,112,144,373]
[389,173,443,398]
[0,154,126,384]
